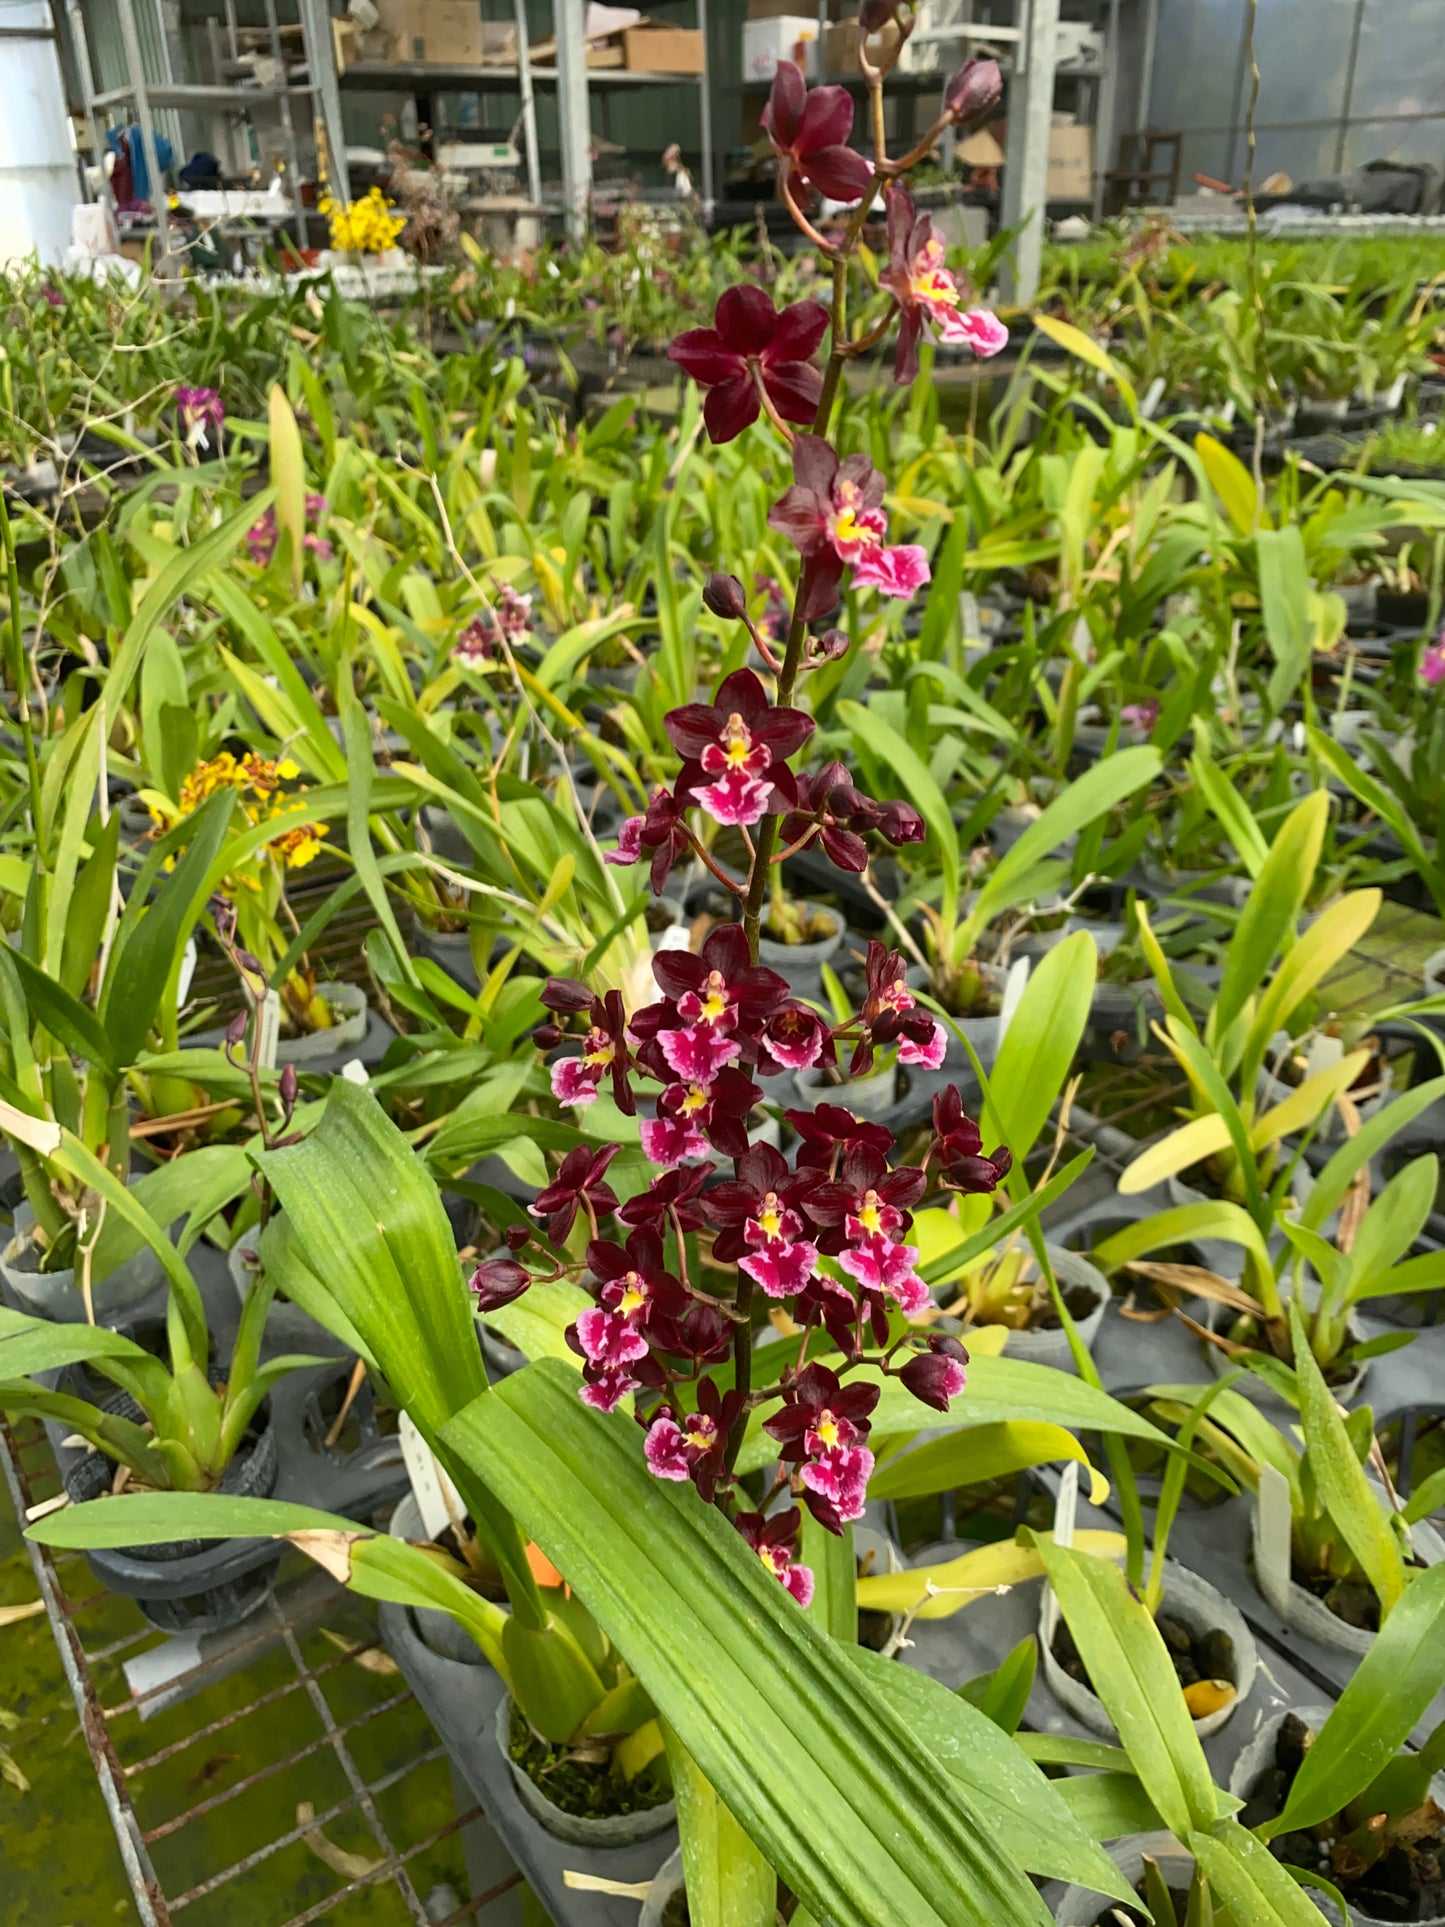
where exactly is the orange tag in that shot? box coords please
[525,1542,566,1591]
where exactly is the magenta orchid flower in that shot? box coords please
[736,1507,815,1606]
[1421,632,1445,686]
[669,286,829,444]
[768,434,930,618]
[881,185,1008,383]
[664,667,813,827]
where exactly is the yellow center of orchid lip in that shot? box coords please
[720,714,752,765]
[758,1545,783,1576]
[680,1084,709,1115]
[756,1199,784,1240]
[582,1038,615,1068]
[619,1275,646,1314]
[684,1424,714,1451]
[700,983,729,1022]
[814,1411,841,1449]
[856,1191,885,1235]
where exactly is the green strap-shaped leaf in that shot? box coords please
[442,1359,1056,1927]
[1031,1537,1220,1842]
[663,1726,776,1927]
[1212,789,1327,1049]
[1266,1561,1445,1838]
[848,1647,1133,1901]
[253,1081,541,1625]
[1189,1822,1328,1927]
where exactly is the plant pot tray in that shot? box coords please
[380,1598,676,1926]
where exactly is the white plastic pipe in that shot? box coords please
[0,0,77,267]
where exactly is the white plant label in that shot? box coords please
[339,1058,369,1086]
[256,989,281,1071]
[177,936,197,1006]
[398,1411,462,1542]
[1254,1462,1294,1618]
[1304,1032,1344,1080]
[997,956,1031,1050]
[1041,1461,1080,1645]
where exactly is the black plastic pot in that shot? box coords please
[1376,586,1432,630]
[61,1394,284,1634]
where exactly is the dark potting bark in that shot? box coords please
[1238,1713,1445,1921]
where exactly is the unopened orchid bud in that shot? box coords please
[469,1258,532,1311]
[279,1062,298,1109]
[237,948,266,979]
[859,0,897,31]
[703,572,748,621]
[504,1223,532,1251]
[813,628,850,663]
[877,800,926,844]
[224,1009,249,1057]
[899,1335,969,1412]
[944,55,1002,127]
[532,1022,565,1050]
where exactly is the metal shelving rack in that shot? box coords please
[325,0,715,239]
[64,0,350,266]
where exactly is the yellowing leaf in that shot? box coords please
[268,385,307,594]
[1195,432,1268,534]
[1119,1114,1233,1194]
[856,1529,1126,1620]
[1032,314,1129,389]
[1250,1051,1371,1149]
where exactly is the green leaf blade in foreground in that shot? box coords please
[1032,1537,1219,1842]
[441,1358,1055,1927]
[1267,1560,1445,1838]
[1190,1821,1330,1927]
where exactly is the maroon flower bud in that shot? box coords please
[944,55,1002,127]
[237,949,266,978]
[877,800,925,845]
[540,977,594,1014]
[810,628,850,664]
[278,1062,298,1109]
[899,1334,969,1412]
[703,572,748,621]
[224,1009,248,1051]
[469,1258,532,1312]
[504,1223,532,1251]
[859,0,896,29]
[532,1022,566,1050]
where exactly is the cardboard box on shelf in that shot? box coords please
[956,124,1005,169]
[742,16,818,80]
[748,0,836,17]
[367,0,484,65]
[822,19,898,75]
[622,24,704,71]
[1047,122,1094,200]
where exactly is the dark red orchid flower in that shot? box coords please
[585,1226,690,1331]
[665,668,813,829]
[767,434,888,621]
[616,1164,711,1234]
[762,60,875,204]
[734,1505,814,1604]
[669,286,829,444]
[542,984,635,1113]
[706,1141,825,1263]
[807,1142,927,1251]
[530,1142,621,1247]
[762,1361,880,1460]
[930,1084,1012,1193]
[786,1102,894,1171]
[651,922,791,1031]
[605,785,694,895]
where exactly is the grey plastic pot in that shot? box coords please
[1249,1492,1445,1657]
[60,1397,282,1633]
[0,1200,165,1325]
[275,981,369,1064]
[757,904,845,1003]
[1041,1560,1257,1742]
[389,1491,489,1665]
[1054,1832,1193,1925]
[1229,1706,1445,1927]
[1256,1033,1393,1145]
[906,962,1004,1077]
[496,1698,676,1849]
[1202,1290,1369,1409]
[639,1848,683,1927]
[792,1060,898,1120]
[379,1596,675,1924]
[985,1247,1110,1374]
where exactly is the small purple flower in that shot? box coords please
[1421,632,1445,687]
[1120,699,1160,737]
[176,386,225,452]
[40,285,64,308]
